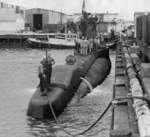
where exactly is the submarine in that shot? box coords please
[27,48,111,119]
[77,49,111,98]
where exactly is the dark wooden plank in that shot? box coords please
[114,106,130,130]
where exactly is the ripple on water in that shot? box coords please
[0,48,115,137]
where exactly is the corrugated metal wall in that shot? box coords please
[97,23,108,33]
[141,15,147,43]
[0,2,25,14]
[136,14,150,61]
[25,9,49,30]
[48,10,67,24]
[0,8,17,21]
[48,11,61,24]
[136,14,150,45]
[0,8,25,33]
[103,14,118,22]
[25,8,67,31]
[96,22,116,33]
[136,16,140,40]
[147,15,150,45]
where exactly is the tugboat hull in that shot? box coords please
[27,38,76,49]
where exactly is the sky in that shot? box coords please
[2,0,150,20]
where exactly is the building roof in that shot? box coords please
[26,8,67,15]
[134,11,150,14]
[96,13,119,15]
[70,12,119,16]
[97,21,117,24]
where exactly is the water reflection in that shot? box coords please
[0,48,115,137]
[27,117,57,137]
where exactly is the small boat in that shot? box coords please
[27,33,77,49]
[27,48,111,119]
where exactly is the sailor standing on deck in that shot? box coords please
[38,58,47,95]
[46,53,55,86]
[38,54,55,96]
[75,38,81,54]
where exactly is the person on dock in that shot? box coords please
[84,37,89,55]
[75,38,81,54]
[93,38,97,52]
[89,38,94,53]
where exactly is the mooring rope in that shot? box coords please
[48,101,76,137]
[48,95,112,137]
[48,93,150,137]
[80,77,93,93]
[47,77,113,137]
[75,102,112,136]
[47,75,150,137]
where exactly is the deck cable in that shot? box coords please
[48,95,112,137]
[48,101,76,137]
[47,77,112,136]
[47,75,150,137]
[48,93,150,137]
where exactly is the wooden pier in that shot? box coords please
[0,33,77,48]
[110,43,139,137]
[0,33,49,47]
[110,38,150,137]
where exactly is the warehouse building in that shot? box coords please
[135,13,150,61]
[134,12,150,38]
[0,2,25,34]
[116,19,134,32]
[25,8,68,32]
[68,12,119,33]
[96,13,118,33]
[67,13,82,22]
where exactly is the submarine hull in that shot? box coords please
[27,86,75,119]
[27,48,111,119]
[77,57,111,98]
[27,65,82,119]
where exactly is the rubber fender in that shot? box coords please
[77,57,111,98]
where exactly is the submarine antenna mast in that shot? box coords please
[45,48,48,58]
[82,0,86,14]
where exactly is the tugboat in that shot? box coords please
[27,33,77,49]
[27,47,111,119]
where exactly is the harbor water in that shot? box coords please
[0,47,115,137]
